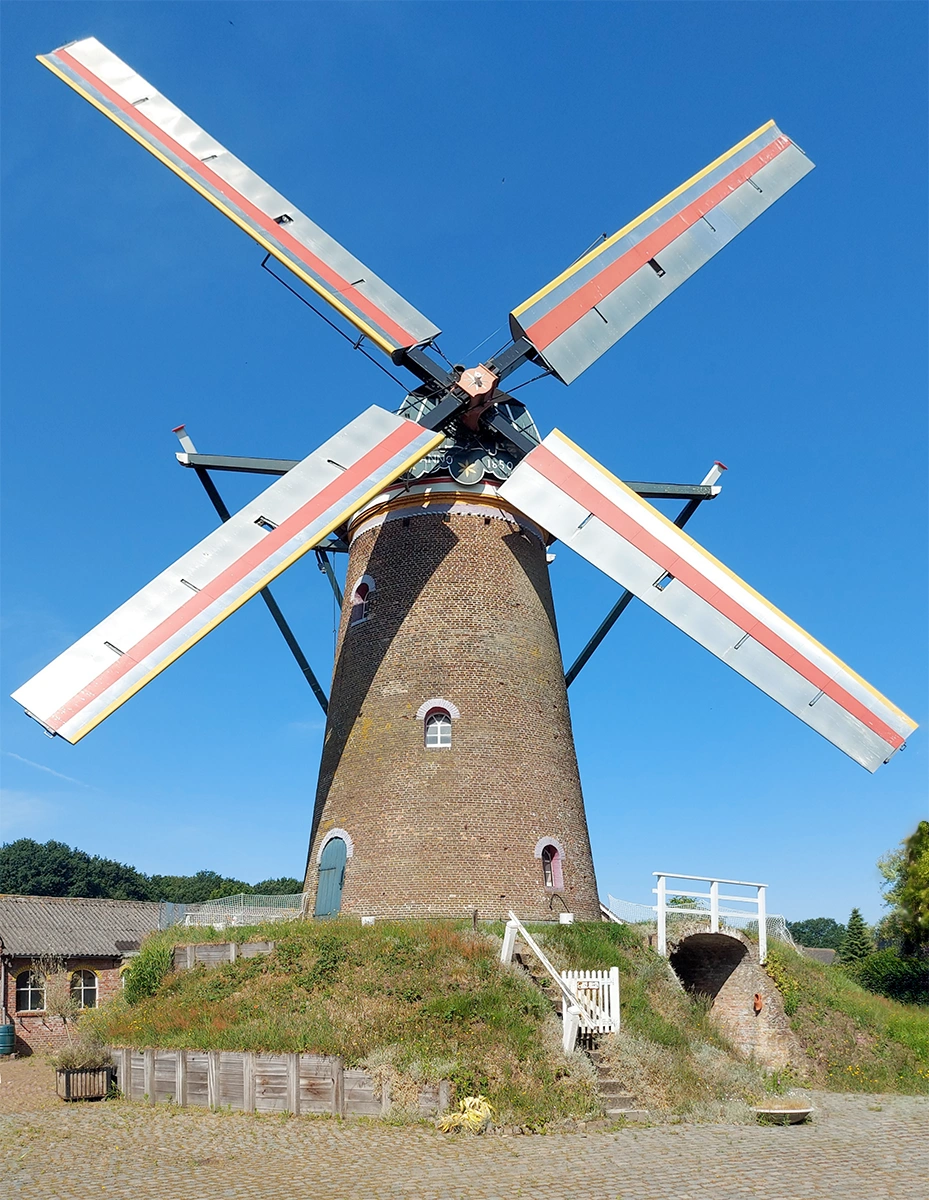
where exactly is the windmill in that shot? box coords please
[12,38,917,922]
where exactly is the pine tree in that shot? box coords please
[840,907,875,964]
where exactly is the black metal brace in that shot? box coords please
[190,466,329,714]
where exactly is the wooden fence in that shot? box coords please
[173,941,275,971]
[110,1048,448,1117]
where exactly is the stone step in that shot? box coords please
[599,1088,636,1104]
[605,1107,649,1122]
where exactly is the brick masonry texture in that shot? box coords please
[3,1056,928,1200]
[669,932,801,1069]
[304,498,601,921]
[4,957,123,1054]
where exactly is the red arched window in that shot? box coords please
[350,576,375,625]
[540,844,564,890]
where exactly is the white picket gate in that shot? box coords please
[560,968,620,1034]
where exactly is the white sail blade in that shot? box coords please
[12,409,443,744]
[500,431,916,772]
[38,38,441,357]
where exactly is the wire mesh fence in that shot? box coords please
[181,893,306,927]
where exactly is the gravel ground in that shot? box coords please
[1,1055,926,1199]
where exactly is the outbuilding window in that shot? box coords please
[70,969,98,1009]
[424,710,452,748]
[15,970,45,1011]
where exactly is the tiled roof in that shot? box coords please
[0,894,162,958]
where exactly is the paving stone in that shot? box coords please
[0,1057,926,1199]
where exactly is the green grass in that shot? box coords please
[83,919,928,1126]
[85,919,600,1126]
[764,941,929,1095]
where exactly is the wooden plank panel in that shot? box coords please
[254,1054,290,1113]
[219,1051,245,1110]
[343,1069,380,1117]
[185,1053,210,1106]
[153,1050,178,1103]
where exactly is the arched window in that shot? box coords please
[350,575,376,625]
[539,843,564,890]
[70,969,98,1009]
[15,970,45,1011]
[424,709,452,749]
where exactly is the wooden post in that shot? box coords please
[207,1050,220,1110]
[562,1004,581,1054]
[144,1048,155,1105]
[500,920,518,965]
[176,1049,187,1106]
[243,1052,255,1113]
[117,1048,132,1098]
[438,1080,450,1113]
[229,942,238,963]
[656,875,667,956]
[331,1058,344,1117]
[757,885,768,964]
[609,966,620,1032]
[287,1053,300,1115]
[186,945,195,970]
[380,1078,392,1116]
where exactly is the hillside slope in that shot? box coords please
[84,919,928,1125]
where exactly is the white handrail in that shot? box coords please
[653,872,768,888]
[501,911,611,1030]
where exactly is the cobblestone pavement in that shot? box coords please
[1,1057,926,1199]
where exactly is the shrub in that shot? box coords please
[124,939,174,1004]
[52,1039,113,1070]
[852,950,928,1006]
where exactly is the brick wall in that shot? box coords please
[669,932,801,1069]
[305,492,601,921]
[4,957,124,1054]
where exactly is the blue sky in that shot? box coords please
[1,2,926,923]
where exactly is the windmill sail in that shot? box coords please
[38,38,441,358]
[11,409,443,744]
[500,431,917,772]
[510,122,814,384]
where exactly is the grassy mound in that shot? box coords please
[84,918,927,1126]
[763,940,928,1094]
[86,919,599,1126]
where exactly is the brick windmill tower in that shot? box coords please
[14,40,917,923]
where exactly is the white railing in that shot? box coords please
[653,872,769,964]
[603,894,794,953]
[501,912,615,1052]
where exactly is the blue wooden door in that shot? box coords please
[314,837,347,918]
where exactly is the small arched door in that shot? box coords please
[314,837,347,918]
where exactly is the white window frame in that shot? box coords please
[424,710,453,749]
[70,968,98,1009]
[15,970,45,1012]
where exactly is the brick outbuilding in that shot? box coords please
[0,894,162,1054]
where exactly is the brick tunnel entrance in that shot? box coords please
[669,932,748,1000]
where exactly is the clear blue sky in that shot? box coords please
[2,2,926,922]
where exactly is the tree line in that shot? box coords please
[0,839,301,903]
[786,821,928,1006]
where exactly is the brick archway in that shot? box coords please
[669,932,749,1000]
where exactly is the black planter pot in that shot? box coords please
[55,1066,116,1101]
